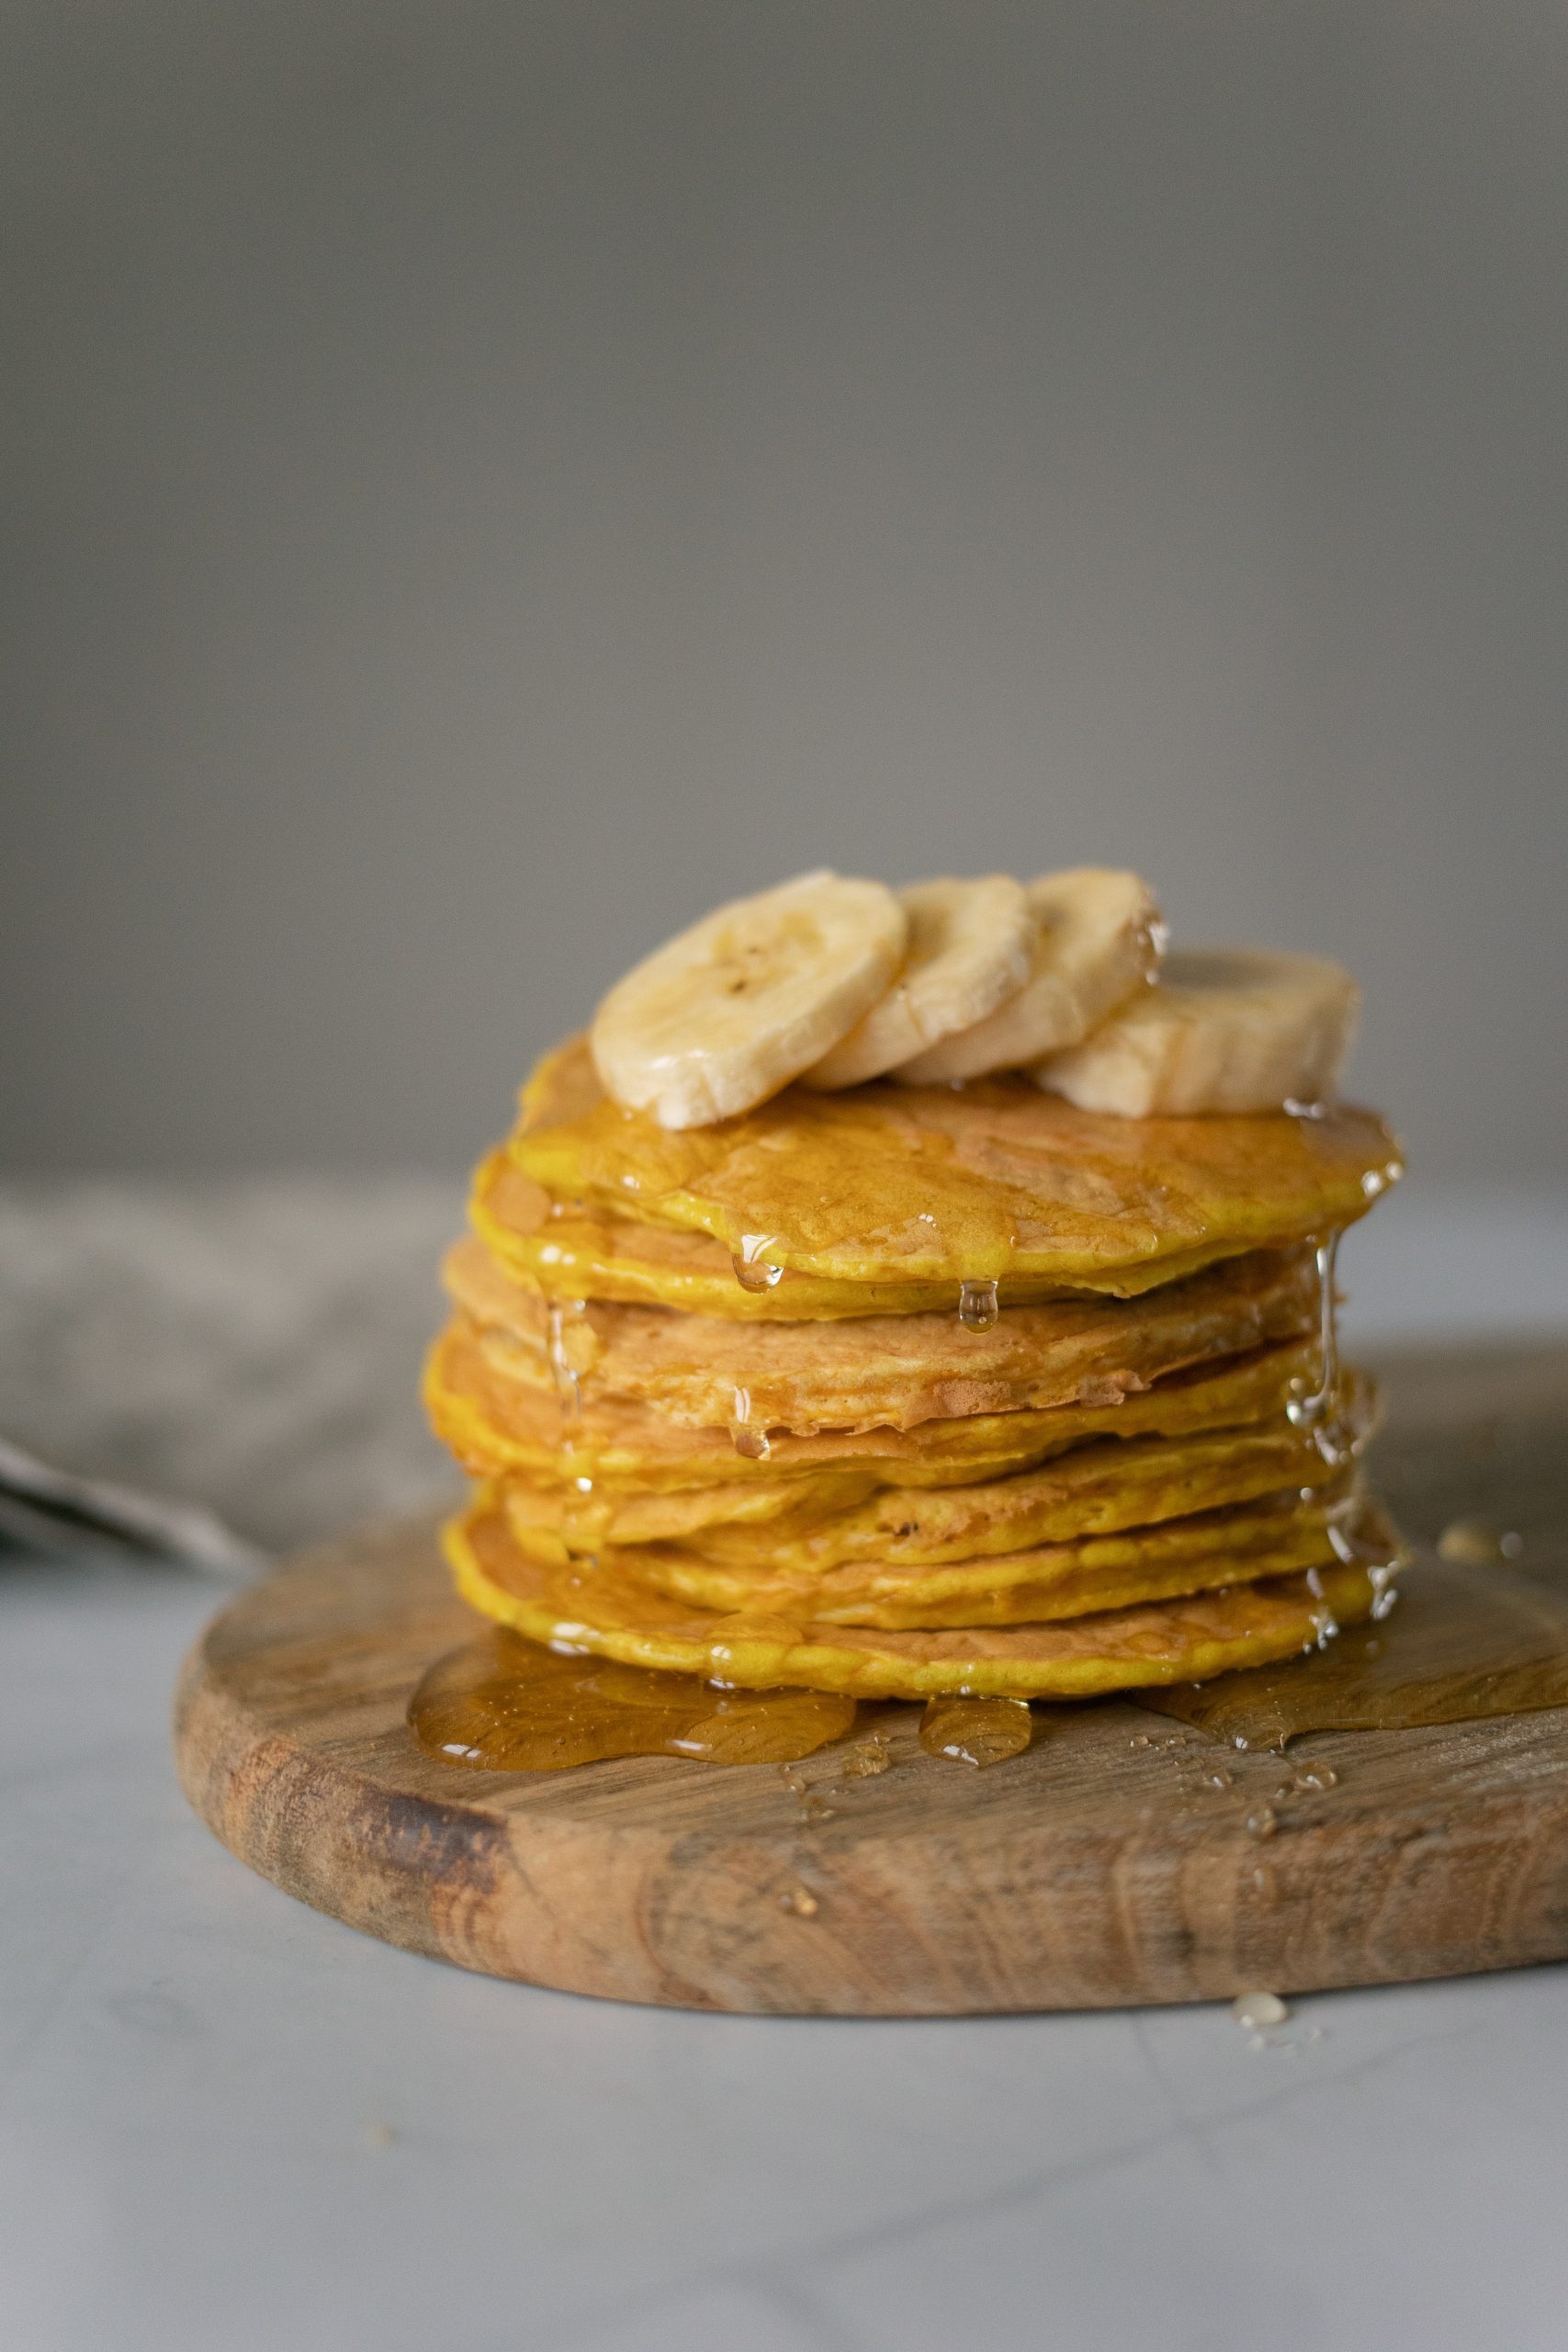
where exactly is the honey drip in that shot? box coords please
[732,1237,784,1293]
[958,1277,1000,1331]
[545,1298,588,1420]
[1284,1234,1351,1464]
[1134,1553,1568,1750]
[546,1298,597,1552]
[919,1694,1034,1768]
[409,1629,856,1770]
[728,1385,772,1459]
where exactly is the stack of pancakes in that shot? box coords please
[425,1037,1405,1702]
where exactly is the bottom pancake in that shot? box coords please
[448,1493,1398,1701]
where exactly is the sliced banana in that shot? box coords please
[1034,946,1359,1116]
[800,876,1033,1090]
[895,867,1162,1083]
[590,871,907,1128]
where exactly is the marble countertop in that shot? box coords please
[4,1179,1568,2352]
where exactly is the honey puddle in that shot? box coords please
[410,1628,854,1770]
[1134,1552,1568,1749]
[412,1560,1568,1773]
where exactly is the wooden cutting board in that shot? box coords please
[173,1342,1568,2015]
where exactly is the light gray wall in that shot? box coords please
[5,1,1565,1180]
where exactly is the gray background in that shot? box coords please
[5,0,1565,1182]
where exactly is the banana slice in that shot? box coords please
[1034,946,1359,1116]
[800,876,1033,1090]
[895,867,1162,1083]
[590,871,907,1128]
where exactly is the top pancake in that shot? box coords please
[513,1037,1402,1295]
[473,1150,1249,1319]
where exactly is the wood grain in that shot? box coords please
[174,1343,1568,2015]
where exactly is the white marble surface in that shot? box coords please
[3,1182,1568,2352]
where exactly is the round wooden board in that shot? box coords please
[174,1510,1568,2015]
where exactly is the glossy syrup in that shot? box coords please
[958,1278,1000,1332]
[435,1148,1567,1777]
[728,1385,772,1459]
[546,1297,599,1552]
[409,1628,856,1770]
[732,1236,784,1293]
[1284,1233,1353,1465]
[919,1694,1034,1767]
[1134,1551,1568,1749]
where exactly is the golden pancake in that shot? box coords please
[552,1485,1357,1629]
[586,1396,1371,1573]
[446,1240,1321,1434]
[424,1324,1331,1499]
[472,1148,1247,1318]
[495,1397,1360,1562]
[498,1453,880,1546]
[448,1492,1392,1699]
[513,1036,1402,1289]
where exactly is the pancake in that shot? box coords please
[513,1036,1402,1289]
[448,1491,1391,1700]
[472,1148,1248,1318]
[495,1403,1359,1563]
[581,1396,1372,1573]
[541,1485,1359,1629]
[445,1238,1322,1435]
[424,1324,1333,1498]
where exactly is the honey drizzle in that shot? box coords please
[1284,1233,1350,1464]
[433,1137,1568,1778]
[546,1298,597,1551]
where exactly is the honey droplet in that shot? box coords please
[840,1735,892,1779]
[919,1694,1033,1769]
[1232,1990,1289,2031]
[1245,1804,1280,1840]
[778,1885,819,1917]
[732,1238,784,1293]
[1292,1762,1338,1792]
[957,1277,1000,1332]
